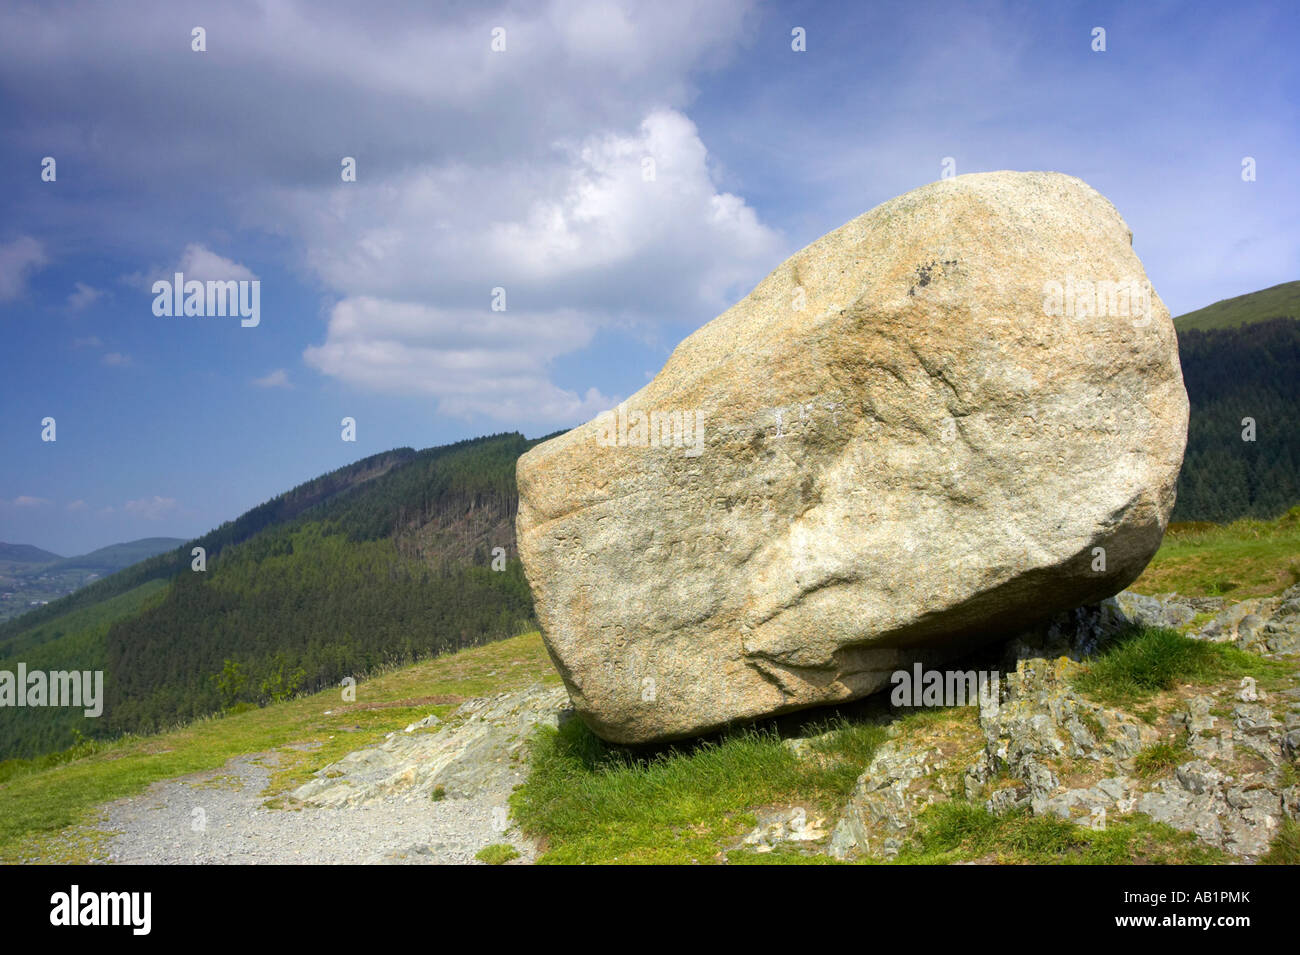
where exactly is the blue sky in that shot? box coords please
[1,0,1296,555]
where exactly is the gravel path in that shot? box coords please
[93,748,535,865]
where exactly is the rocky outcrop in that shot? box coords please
[292,685,571,807]
[517,170,1189,744]
[826,587,1300,862]
[827,736,973,860]
[1199,586,1300,656]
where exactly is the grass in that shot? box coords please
[510,703,986,865]
[726,844,849,864]
[511,712,894,865]
[1133,737,1190,779]
[895,802,1231,864]
[1173,279,1300,332]
[475,844,520,865]
[1260,819,1300,865]
[1130,506,1300,598]
[0,631,557,863]
[1073,625,1285,706]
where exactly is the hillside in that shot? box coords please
[1172,317,1300,521]
[0,433,550,760]
[0,537,184,624]
[0,448,420,641]
[1173,279,1300,332]
[2,508,1296,866]
[0,543,62,567]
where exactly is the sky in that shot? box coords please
[0,0,1296,555]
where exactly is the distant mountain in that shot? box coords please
[1173,279,1300,332]
[0,543,63,577]
[0,537,185,625]
[41,538,186,576]
[0,433,554,761]
[0,448,419,637]
[0,543,63,564]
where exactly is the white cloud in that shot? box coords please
[0,236,47,302]
[123,496,177,520]
[176,243,256,282]
[290,110,781,420]
[101,352,131,367]
[121,243,257,291]
[12,495,50,508]
[281,110,779,312]
[0,1,777,424]
[73,335,103,348]
[66,499,89,512]
[252,368,292,389]
[0,1,756,186]
[305,298,612,419]
[67,281,104,309]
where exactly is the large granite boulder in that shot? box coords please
[517,170,1189,744]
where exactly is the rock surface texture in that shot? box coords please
[517,171,1189,744]
[826,587,1300,862]
[292,685,571,807]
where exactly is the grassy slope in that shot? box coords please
[0,632,558,863]
[1173,279,1300,331]
[516,510,1300,864]
[3,511,1296,865]
[0,435,537,760]
[1129,506,1300,597]
[0,579,169,662]
[0,581,172,759]
[514,627,1285,865]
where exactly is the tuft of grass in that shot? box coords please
[511,715,887,865]
[897,802,1230,865]
[1133,737,1189,779]
[806,717,892,792]
[0,734,110,786]
[1261,818,1300,865]
[475,844,520,865]
[1278,761,1299,790]
[1135,706,1161,725]
[430,785,446,802]
[1073,625,1284,706]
